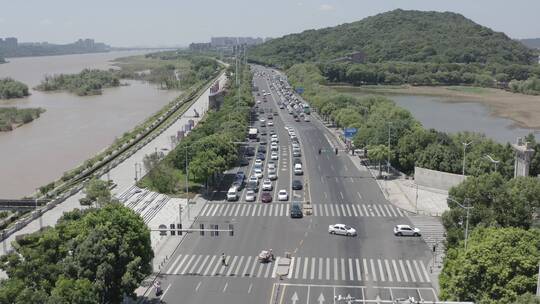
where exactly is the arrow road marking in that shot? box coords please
[291,292,299,304]
[318,292,325,303]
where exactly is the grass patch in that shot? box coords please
[446,86,489,94]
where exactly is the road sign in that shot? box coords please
[344,128,358,139]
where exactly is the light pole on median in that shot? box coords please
[387,122,392,177]
[462,141,473,175]
[448,197,473,250]
[484,154,500,172]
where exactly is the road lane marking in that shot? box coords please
[363,258,369,281]
[413,260,424,283]
[203,256,217,276]
[378,259,385,282]
[330,164,335,171]
[340,191,344,200]
[222,281,228,292]
[385,259,393,282]
[392,260,401,282]
[370,259,377,281]
[399,260,409,282]
[357,192,362,200]
[310,257,316,280]
[320,176,324,184]
[335,177,339,183]
[406,260,416,282]
[324,192,328,199]
[275,204,280,216]
[355,259,362,281]
[335,205,341,216]
[420,260,431,283]
[160,283,172,300]
[195,281,202,292]
[272,257,280,278]
[248,283,253,294]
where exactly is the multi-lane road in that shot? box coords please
[152,65,435,304]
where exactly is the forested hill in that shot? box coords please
[250,9,535,68]
[521,38,540,49]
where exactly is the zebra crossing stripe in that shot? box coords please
[272,257,280,278]
[420,260,431,283]
[324,204,329,216]
[355,259,362,281]
[335,205,341,216]
[362,205,370,216]
[222,205,230,216]
[310,257,316,280]
[392,259,401,282]
[242,256,252,276]
[357,205,364,216]
[288,257,295,279]
[351,205,358,217]
[372,205,381,217]
[405,260,416,282]
[294,257,301,279]
[236,256,245,276]
[396,207,404,216]
[251,205,257,216]
[363,258,369,281]
[370,259,377,281]
[333,258,339,281]
[203,256,217,276]
[341,258,346,281]
[340,205,347,216]
[330,204,335,216]
[211,255,223,275]
[275,204,280,216]
[226,256,238,276]
[196,255,210,274]
[264,263,272,278]
[256,263,264,278]
[385,259,393,282]
[179,255,196,274]
[302,258,309,279]
[249,256,258,277]
[318,258,323,280]
[399,260,408,282]
[326,257,330,280]
[413,260,423,283]
[377,259,385,282]
[348,258,354,281]
[166,254,184,274]
[383,205,392,217]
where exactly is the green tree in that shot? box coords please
[366,144,390,177]
[80,178,111,207]
[439,227,540,303]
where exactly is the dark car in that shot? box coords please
[261,192,272,203]
[260,130,267,136]
[259,137,267,144]
[292,180,303,190]
[245,147,255,157]
[239,158,249,166]
[257,152,266,160]
[236,171,245,181]
[290,202,303,218]
[293,158,302,166]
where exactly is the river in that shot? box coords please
[0,51,181,198]
[337,89,540,144]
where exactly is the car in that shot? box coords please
[257,153,266,161]
[393,225,421,237]
[290,202,303,218]
[271,151,279,160]
[278,189,288,201]
[269,129,276,136]
[328,224,357,236]
[261,192,273,203]
[279,104,285,109]
[256,100,262,104]
[235,171,245,181]
[271,143,279,151]
[271,137,278,143]
[292,180,303,190]
[293,149,301,157]
[268,170,277,180]
[258,145,267,153]
[294,163,303,175]
[254,167,263,179]
[293,158,302,165]
[262,179,273,191]
[254,159,263,167]
[227,187,238,201]
[245,147,255,157]
[249,175,259,185]
[245,190,256,202]
[259,138,267,145]
[267,121,274,127]
[304,116,310,122]
[239,158,249,166]
[260,129,267,136]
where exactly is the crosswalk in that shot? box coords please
[162,253,431,284]
[408,215,446,269]
[198,203,406,217]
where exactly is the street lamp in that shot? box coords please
[484,154,500,172]
[462,141,473,175]
[447,197,473,250]
[387,122,392,176]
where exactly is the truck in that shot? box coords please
[248,128,258,140]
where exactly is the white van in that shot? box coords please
[294,164,303,175]
[227,187,238,201]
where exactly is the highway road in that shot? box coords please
[152,65,436,304]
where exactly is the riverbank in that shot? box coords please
[332,84,540,129]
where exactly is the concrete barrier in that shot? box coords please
[414,167,467,191]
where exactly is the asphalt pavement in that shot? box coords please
[150,65,436,304]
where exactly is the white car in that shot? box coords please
[271,143,279,151]
[255,159,263,166]
[271,151,279,160]
[268,169,277,180]
[278,189,288,201]
[271,137,278,143]
[254,167,263,179]
[226,187,238,201]
[249,175,259,185]
[245,190,256,202]
[394,225,421,237]
[268,121,274,127]
[262,179,273,191]
[259,118,266,123]
[294,163,303,175]
[328,224,357,236]
[268,162,276,170]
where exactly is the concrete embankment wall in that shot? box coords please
[414,166,467,191]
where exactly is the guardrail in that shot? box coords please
[0,69,225,246]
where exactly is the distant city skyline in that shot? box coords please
[1,0,539,47]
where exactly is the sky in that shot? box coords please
[1,0,539,47]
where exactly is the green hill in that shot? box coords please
[250,9,535,68]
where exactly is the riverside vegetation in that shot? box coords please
[250,9,540,95]
[35,69,121,96]
[0,78,30,99]
[0,182,153,304]
[285,63,540,303]
[0,107,45,132]
[139,62,252,194]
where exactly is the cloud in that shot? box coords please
[319,4,335,11]
[0,18,4,24]
[40,19,53,25]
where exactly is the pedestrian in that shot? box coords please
[221,253,227,266]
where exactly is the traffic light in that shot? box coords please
[170,224,176,236]
[229,224,234,236]
[335,148,338,155]
[177,223,182,236]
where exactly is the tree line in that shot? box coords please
[286,63,540,303]
[0,78,30,99]
[35,69,120,96]
[140,63,253,194]
[0,180,153,304]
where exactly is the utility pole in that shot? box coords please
[387,122,392,176]
[185,146,190,220]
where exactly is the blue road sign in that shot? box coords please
[344,128,358,139]
[295,87,305,94]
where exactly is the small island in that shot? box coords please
[0,107,45,132]
[0,78,30,99]
[35,69,121,96]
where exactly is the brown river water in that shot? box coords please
[0,51,180,198]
